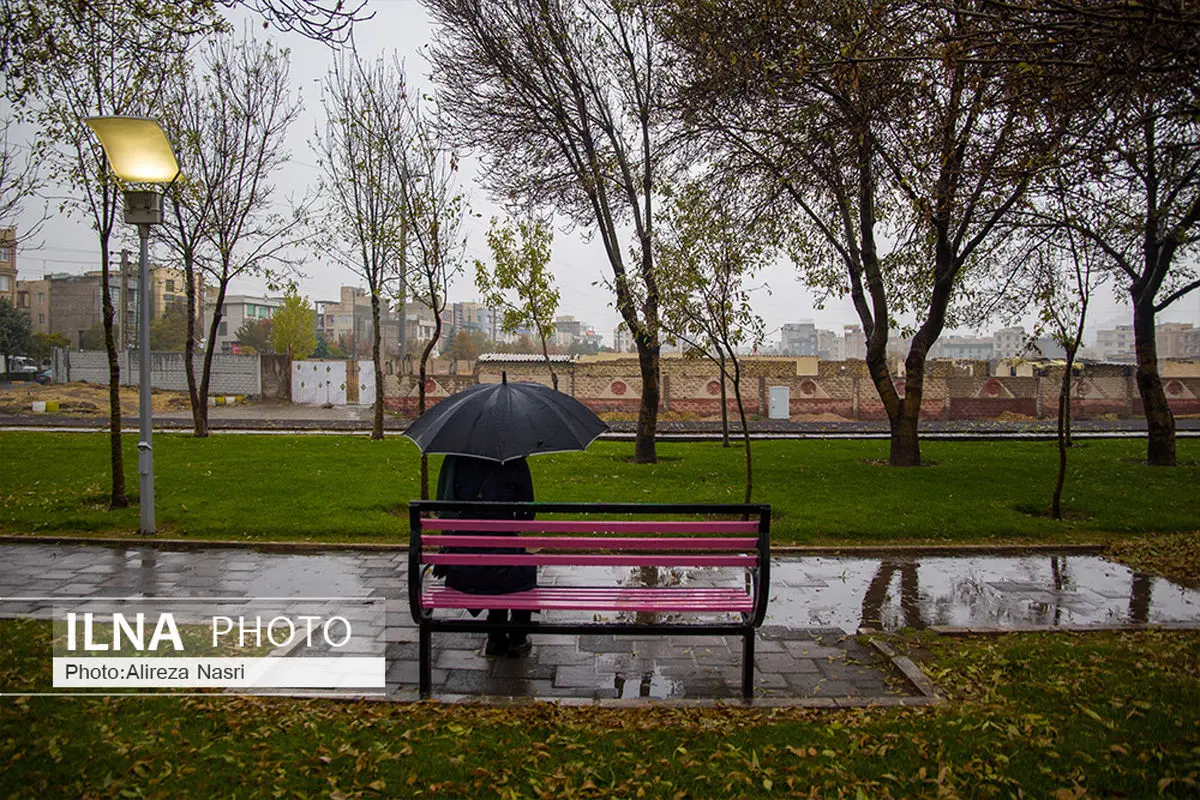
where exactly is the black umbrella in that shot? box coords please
[403,373,609,463]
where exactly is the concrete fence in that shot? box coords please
[58,350,262,397]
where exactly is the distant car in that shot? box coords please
[35,368,53,385]
[7,356,35,371]
[5,356,37,382]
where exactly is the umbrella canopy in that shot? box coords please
[403,375,609,463]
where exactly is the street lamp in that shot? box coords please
[85,116,181,535]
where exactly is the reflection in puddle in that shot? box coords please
[766,554,1200,632]
[551,555,1200,633]
[614,670,682,699]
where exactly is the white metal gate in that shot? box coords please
[292,360,348,406]
[356,361,376,406]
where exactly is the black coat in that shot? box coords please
[435,455,537,595]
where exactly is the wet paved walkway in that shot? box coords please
[2,542,1197,705]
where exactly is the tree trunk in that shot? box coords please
[371,291,384,440]
[719,350,730,448]
[417,312,441,500]
[1132,299,1175,466]
[100,242,128,509]
[730,356,752,504]
[195,278,231,439]
[888,410,921,467]
[539,333,558,392]
[633,336,660,464]
[182,255,203,436]
[1052,358,1072,520]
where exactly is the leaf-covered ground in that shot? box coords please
[1107,532,1200,587]
[2,619,1196,798]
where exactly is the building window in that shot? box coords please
[0,275,8,291]
[218,322,227,336]
[38,313,45,325]
[0,246,10,262]
[37,292,45,304]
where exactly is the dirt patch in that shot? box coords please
[996,410,1037,422]
[0,382,194,417]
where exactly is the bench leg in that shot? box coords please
[419,624,432,699]
[742,633,755,700]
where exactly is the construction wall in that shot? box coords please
[61,350,261,396]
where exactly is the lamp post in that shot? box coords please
[85,116,180,535]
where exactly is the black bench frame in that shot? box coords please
[408,500,771,699]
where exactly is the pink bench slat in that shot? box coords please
[420,519,760,534]
[421,587,753,613]
[420,535,759,550]
[424,553,757,568]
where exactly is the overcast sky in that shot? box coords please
[7,0,1197,347]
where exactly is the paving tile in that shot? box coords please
[434,649,489,671]
[442,670,492,694]
[781,641,844,660]
[22,542,1149,705]
[553,666,599,688]
[531,645,597,668]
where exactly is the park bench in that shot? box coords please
[408,501,771,699]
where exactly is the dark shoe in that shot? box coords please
[484,633,508,657]
[506,637,532,658]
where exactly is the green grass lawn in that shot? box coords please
[1,618,1196,797]
[0,431,1197,545]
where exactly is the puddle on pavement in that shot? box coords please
[4,545,1198,634]
[597,554,1200,633]
[768,555,1200,632]
[614,669,683,699]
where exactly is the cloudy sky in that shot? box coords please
[7,0,1196,347]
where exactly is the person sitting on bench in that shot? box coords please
[434,454,536,657]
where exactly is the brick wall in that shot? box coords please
[384,355,1200,422]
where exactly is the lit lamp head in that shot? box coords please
[85,116,181,226]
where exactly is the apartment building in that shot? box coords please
[15,279,49,335]
[204,293,282,354]
[0,228,15,306]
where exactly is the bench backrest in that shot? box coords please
[408,501,771,623]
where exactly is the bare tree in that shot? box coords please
[27,0,195,509]
[1065,93,1199,467]
[223,0,372,44]
[312,52,410,439]
[162,32,306,437]
[1013,173,1108,518]
[656,179,771,501]
[158,66,219,439]
[396,99,468,498]
[423,0,670,463]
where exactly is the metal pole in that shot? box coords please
[137,222,155,534]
